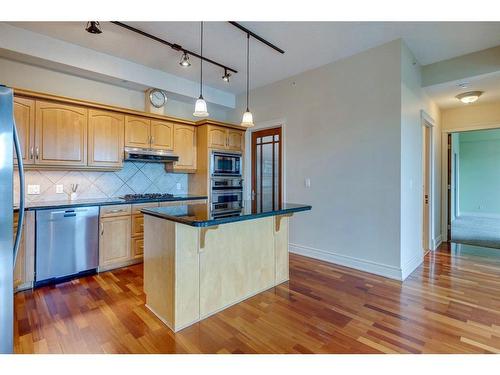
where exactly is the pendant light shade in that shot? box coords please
[241,34,254,127]
[193,21,209,117]
[194,96,209,117]
[241,110,254,127]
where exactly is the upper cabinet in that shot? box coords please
[35,101,88,166]
[207,125,244,152]
[227,129,244,151]
[150,120,174,150]
[13,97,35,165]
[170,124,196,173]
[88,110,125,168]
[125,116,150,148]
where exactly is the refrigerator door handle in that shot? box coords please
[13,118,25,266]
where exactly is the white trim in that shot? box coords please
[441,122,500,134]
[289,243,403,281]
[433,234,443,250]
[401,252,424,280]
[457,212,500,219]
[421,110,435,252]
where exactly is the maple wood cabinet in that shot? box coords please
[168,124,197,173]
[151,120,173,150]
[99,205,132,271]
[13,97,35,165]
[88,110,124,168]
[35,101,88,166]
[207,125,244,152]
[125,116,174,151]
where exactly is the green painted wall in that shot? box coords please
[458,128,500,216]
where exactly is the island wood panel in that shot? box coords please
[274,215,290,284]
[199,218,276,318]
[13,243,500,354]
[150,120,173,150]
[88,109,124,168]
[35,101,88,166]
[13,97,35,165]
[125,116,151,148]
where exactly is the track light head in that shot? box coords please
[85,21,102,34]
[222,69,231,83]
[179,52,191,67]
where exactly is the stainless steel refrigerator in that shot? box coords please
[0,85,25,354]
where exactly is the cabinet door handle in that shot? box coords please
[100,223,104,236]
[151,136,154,145]
[29,147,34,160]
[35,147,39,159]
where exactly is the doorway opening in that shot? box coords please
[448,128,500,249]
[251,126,283,211]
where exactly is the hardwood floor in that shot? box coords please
[14,243,500,354]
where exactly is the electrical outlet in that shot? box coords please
[176,183,182,190]
[56,184,64,194]
[27,185,40,195]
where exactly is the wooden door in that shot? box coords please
[150,120,173,150]
[423,125,431,251]
[88,109,124,168]
[13,97,35,165]
[251,127,282,211]
[35,101,88,166]
[125,116,151,148]
[172,124,196,172]
[227,129,244,151]
[99,216,131,268]
[207,126,227,149]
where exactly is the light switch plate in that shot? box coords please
[304,178,311,188]
[176,183,182,190]
[27,185,40,195]
[56,184,64,194]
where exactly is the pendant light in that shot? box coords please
[241,34,254,127]
[193,21,209,117]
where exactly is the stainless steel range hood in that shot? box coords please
[124,147,179,163]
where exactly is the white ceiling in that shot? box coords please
[8,21,500,95]
[424,71,500,109]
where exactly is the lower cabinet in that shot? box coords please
[13,211,35,292]
[99,215,131,271]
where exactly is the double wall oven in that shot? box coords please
[210,151,243,217]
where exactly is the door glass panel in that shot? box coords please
[274,142,279,209]
[256,143,261,211]
[262,143,273,211]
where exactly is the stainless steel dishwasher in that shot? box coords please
[35,206,99,287]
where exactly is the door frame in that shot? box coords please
[421,110,435,251]
[441,122,500,242]
[244,119,286,207]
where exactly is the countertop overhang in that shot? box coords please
[13,195,208,212]
[141,202,312,227]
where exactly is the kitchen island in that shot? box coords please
[141,201,311,332]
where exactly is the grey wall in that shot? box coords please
[231,39,441,279]
[231,40,404,277]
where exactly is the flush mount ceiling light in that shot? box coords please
[241,34,254,127]
[222,69,231,83]
[193,22,209,117]
[179,52,191,67]
[85,21,102,34]
[456,91,483,104]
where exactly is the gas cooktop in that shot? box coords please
[120,193,174,201]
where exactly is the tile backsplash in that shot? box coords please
[13,161,188,204]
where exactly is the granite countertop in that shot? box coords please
[13,194,208,211]
[141,201,312,227]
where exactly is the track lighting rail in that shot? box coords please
[111,21,238,73]
[228,22,285,54]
